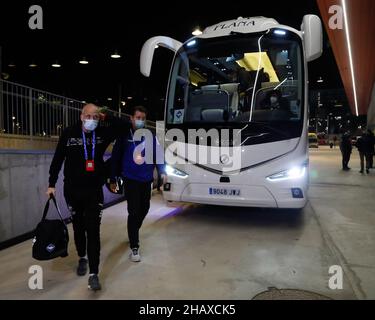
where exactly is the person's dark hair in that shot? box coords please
[132,105,147,116]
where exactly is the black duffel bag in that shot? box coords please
[32,195,69,260]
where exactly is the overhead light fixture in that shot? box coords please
[187,40,197,47]
[317,77,324,83]
[342,0,359,117]
[79,57,89,64]
[51,61,61,68]
[111,50,121,59]
[107,97,113,101]
[192,27,202,36]
[127,96,133,100]
[29,62,38,68]
[274,29,286,36]
[8,62,16,67]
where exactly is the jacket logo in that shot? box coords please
[67,137,104,146]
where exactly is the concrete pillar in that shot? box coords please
[367,82,375,131]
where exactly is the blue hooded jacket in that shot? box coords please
[110,129,165,183]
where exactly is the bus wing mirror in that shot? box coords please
[140,36,183,77]
[301,15,323,62]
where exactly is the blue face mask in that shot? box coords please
[134,120,145,129]
[83,119,98,131]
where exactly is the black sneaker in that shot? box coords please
[77,258,88,276]
[88,274,102,291]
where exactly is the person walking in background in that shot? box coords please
[356,130,373,174]
[340,132,352,171]
[333,135,338,149]
[367,130,375,169]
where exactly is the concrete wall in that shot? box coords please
[0,150,124,243]
[0,135,58,151]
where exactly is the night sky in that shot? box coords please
[1,0,343,120]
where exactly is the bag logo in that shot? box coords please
[46,243,56,252]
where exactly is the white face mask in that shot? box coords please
[270,97,278,104]
[83,119,98,131]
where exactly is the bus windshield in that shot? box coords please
[166,31,304,140]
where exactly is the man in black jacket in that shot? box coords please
[46,103,130,291]
[356,130,374,174]
[340,132,352,171]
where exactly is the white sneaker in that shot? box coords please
[129,248,141,262]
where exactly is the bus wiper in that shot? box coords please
[248,121,293,139]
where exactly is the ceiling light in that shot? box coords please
[111,50,121,59]
[187,40,197,47]
[274,30,286,36]
[79,57,89,64]
[51,61,61,68]
[342,0,359,116]
[192,28,202,36]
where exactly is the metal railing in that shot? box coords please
[0,79,156,139]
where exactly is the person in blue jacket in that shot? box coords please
[110,106,166,262]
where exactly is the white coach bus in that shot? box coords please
[140,15,322,209]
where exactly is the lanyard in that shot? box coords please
[130,129,145,147]
[82,130,95,160]
[130,129,136,147]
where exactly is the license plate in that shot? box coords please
[209,188,241,196]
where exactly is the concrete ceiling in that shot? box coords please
[317,0,375,116]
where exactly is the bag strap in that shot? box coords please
[41,195,67,225]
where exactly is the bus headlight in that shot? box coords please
[165,165,188,179]
[267,166,307,182]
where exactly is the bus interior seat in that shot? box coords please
[252,109,292,122]
[201,83,240,112]
[185,89,229,122]
[201,109,225,122]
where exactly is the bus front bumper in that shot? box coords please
[162,182,308,209]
